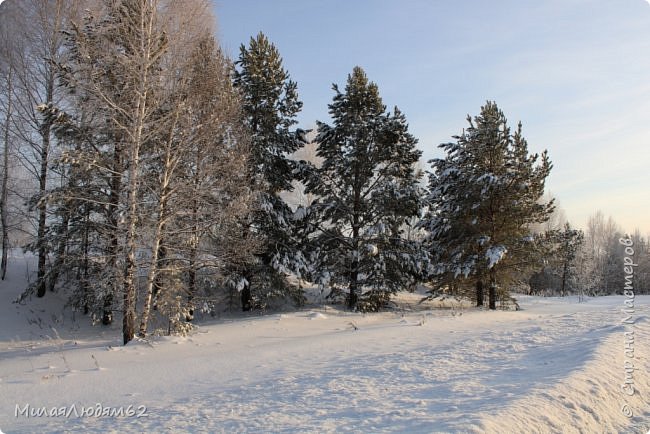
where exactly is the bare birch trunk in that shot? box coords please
[104,143,122,325]
[35,75,54,297]
[1,66,12,280]
[139,110,178,337]
[123,2,159,345]
[35,0,65,297]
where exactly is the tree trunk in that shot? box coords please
[123,119,143,344]
[122,0,162,344]
[488,269,497,310]
[187,262,195,320]
[152,242,165,310]
[123,211,138,345]
[47,208,70,292]
[348,168,361,310]
[122,94,146,345]
[1,66,12,281]
[560,255,568,297]
[104,140,122,326]
[476,279,484,307]
[138,206,165,336]
[241,270,252,311]
[35,2,63,297]
[348,261,358,310]
[240,221,253,311]
[488,284,496,310]
[349,223,359,310]
[348,226,359,310]
[187,192,199,320]
[139,111,177,336]
[102,288,114,325]
[36,113,51,297]
[81,210,90,314]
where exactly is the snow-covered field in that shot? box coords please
[0,254,648,433]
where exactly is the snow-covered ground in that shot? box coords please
[0,254,648,433]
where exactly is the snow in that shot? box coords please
[235,277,248,292]
[365,244,379,256]
[0,254,649,433]
[486,245,507,268]
[291,206,308,221]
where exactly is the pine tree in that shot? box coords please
[232,32,306,311]
[307,66,424,311]
[529,223,584,296]
[422,101,553,309]
[35,102,106,315]
[37,26,123,321]
[553,223,584,296]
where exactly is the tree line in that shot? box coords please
[1,0,648,344]
[528,210,650,299]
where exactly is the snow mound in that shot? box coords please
[477,315,650,434]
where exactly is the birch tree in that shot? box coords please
[61,0,169,343]
[177,37,256,323]
[137,36,255,335]
[0,6,19,280]
[45,0,256,341]
[0,0,81,295]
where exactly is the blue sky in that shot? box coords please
[213,0,650,234]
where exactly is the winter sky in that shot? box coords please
[213,0,650,234]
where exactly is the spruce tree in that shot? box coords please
[233,32,306,311]
[307,66,424,311]
[422,101,553,309]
